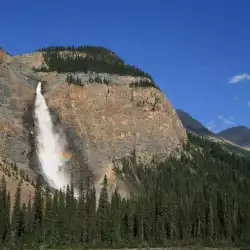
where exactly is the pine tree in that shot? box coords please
[11,182,21,245]
[19,203,27,246]
[44,186,53,246]
[86,186,97,245]
[97,175,110,244]
[32,176,44,245]
[57,188,65,244]
[64,184,71,245]
[25,195,33,246]
[0,176,10,246]
[207,194,214,243]
[110,189,121,246]
[50,190,59,246]
[77,182,87,243]
[70,181,78,245]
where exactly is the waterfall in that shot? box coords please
[34,82,69,189]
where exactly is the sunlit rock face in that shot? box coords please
[0,50,187,196]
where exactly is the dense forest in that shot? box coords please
[34,46,158,88]
[1,133,250,249]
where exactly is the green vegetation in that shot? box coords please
[66,74,82,86]
[129,79,160,90]
[66,74,110,86]
[37,45,124,63]
[34,45,159,89]
[1,133,250,249]
[89,76,110,84]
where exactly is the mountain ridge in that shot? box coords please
[217,125,250,147]
[176,108,250,150]
[175,109,213,135]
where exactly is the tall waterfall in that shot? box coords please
[34,82,69,189]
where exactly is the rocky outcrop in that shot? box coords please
[0,50,187,194]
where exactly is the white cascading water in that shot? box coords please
[34,82,69,189]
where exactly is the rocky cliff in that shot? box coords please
[0,47,187,194]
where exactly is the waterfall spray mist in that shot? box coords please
[34,82,69,189]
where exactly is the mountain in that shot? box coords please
[0,46,186,195]
[2,47,250,248]
[176,109,250,152]
[176,109,213,136]
[217,126,250,147]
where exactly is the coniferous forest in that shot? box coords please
[34,46,159,89]
[1,133,250,249]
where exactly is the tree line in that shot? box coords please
[37,45,122,63]
[1,133,250,249]
[66,74,82,86]
[66,74,111,86]
[34,46,158,88]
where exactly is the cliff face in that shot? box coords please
[46,83,186,188]
[0,48,187,193]
[0,52,36,167]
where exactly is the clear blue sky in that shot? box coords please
[1,0,250,132]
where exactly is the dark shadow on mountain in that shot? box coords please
[176,109,214,136]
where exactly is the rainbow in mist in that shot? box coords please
[61,151,72,163]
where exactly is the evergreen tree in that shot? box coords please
[77,182,87,244]
[32,176,44,245]
[44,186,53,246]
[57,188,65,244]
[50,190,59,246]
[11,182,21,245]
[19,203,27,246]
[86,186,97,245]
[97,175,110,244]
[0,176,10,246]
[110,189,122,246]
[25,195,33,246]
